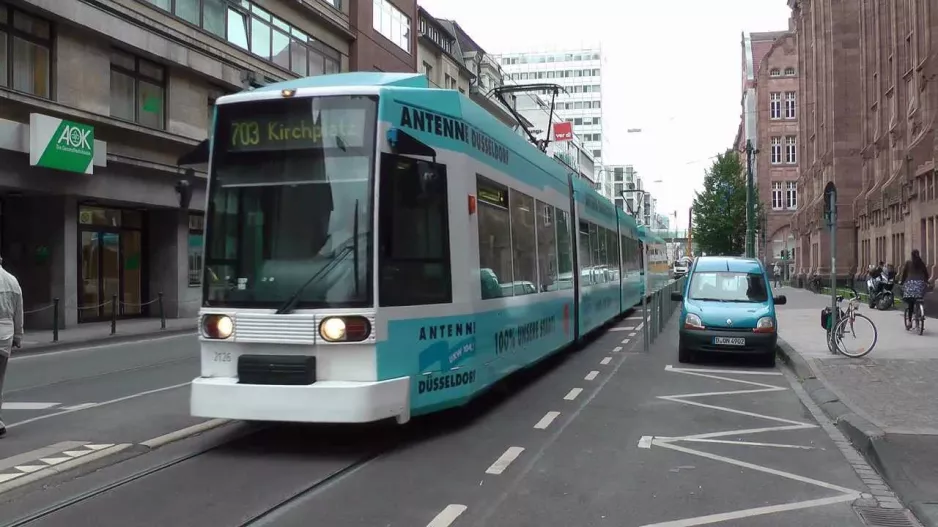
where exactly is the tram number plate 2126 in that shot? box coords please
[213,351,232,363]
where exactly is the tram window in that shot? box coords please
[509,189,537,296]
[578,221,592,285]
[621,235,629,272]
[535,201,558,292]
[378,153,452,306]
[607,229,619,279]
[555,208,574,289]
[477,175,513,299]
[589,223,605,284]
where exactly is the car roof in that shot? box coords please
[693,256,764,274]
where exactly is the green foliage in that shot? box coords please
[692,150,748,256]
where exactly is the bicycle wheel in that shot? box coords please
[833,314,878,358]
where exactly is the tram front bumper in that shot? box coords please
[190,376,411,424]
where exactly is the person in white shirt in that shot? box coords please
[0,254,24,437]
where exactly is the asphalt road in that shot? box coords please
[0,312,883,526]
[0,333,205,462]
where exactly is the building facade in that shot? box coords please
[787,0,864,282]
[851,0,938,282]
[755,33,800,268]
[739,31,799,269]
[416,6,472,92]
[495,49,605,190]
[351,0,418,72]
[0,0,405,331]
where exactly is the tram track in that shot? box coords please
[0,420,412,527]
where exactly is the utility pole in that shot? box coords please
[745,139,755,258]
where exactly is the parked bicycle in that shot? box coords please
[821,286,878,358]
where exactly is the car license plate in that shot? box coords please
[713,337,745,346]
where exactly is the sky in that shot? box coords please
[418,0,792,232]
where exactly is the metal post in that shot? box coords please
[111,294,117,335]
[825,182,838,333]
[158,292,166,330]
[746,140,756,258]
[642,241,650,352]
[52,297,59,342]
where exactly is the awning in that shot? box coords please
[177,139,210,166]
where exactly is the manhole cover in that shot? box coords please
[854,506,921,527]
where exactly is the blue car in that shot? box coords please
[670,256,787,366]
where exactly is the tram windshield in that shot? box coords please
[203,95,378,309]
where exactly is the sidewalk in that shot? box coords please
[17,317,197,355]
[775,285,938,527]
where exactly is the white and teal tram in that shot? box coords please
[190,72,671,424]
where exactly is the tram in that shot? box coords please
[190,72,671,424]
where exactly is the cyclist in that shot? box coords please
[897,250,930,327]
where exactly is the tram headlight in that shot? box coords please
[202,314,234,339]
[319,316,372,343]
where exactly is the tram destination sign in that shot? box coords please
[225,108,367,152]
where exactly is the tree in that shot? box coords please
[692,150,748,256]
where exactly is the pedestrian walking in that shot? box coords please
[773,262,782,288]
[0,253,24,438]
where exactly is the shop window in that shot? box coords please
[0,5,52,98]
[188,213,204,287]
[110,49,165,129]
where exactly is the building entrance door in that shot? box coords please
[78,206,145,322]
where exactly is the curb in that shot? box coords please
[777,338,936,527]
[14,327,197,357]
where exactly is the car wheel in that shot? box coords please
[678,346,694,364]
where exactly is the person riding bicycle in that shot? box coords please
[897,250,930,325]
[869,261,884,280]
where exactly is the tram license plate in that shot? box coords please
[713,337,745,346]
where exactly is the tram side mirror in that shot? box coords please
[774,295,787,305]
[670,291,683,301]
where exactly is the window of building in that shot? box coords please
[593,149,601,157]
[772,181,784,209]
[379,154,451,306]
[785,67,795,75]
[785,91,796,119]
[770,92,781,119]
[785,136,797,164]
[188,213,204,286]
[786,181,798,209]
[770,68,780,76]
[143,0,340,75]
[0,6,52,98]
[110,49,165,129]
[421,60,432,80]
[770,136,782,164]
[373,0,411,53]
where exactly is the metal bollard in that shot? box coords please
[111,294,117,335]
[53,297,59,342]
[158,292,166,330]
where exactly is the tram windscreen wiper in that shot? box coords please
[274,244,353,315]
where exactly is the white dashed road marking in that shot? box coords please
[621,338,630,344]
[564,388,583,401]
[600,357,612,365]
[426,504,468,527]
[629,332,637,337]
[534,411,560,430]
[486,447,524,475]
[585,371,599,381]
[613,346,622,352]
[1,402,60,410]
[609,326,635,332]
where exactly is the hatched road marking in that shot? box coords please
[636,365,862,526]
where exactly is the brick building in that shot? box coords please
[737,31,799,270]
[787,0,864,283]
[0,0,415,331]
[788,0,938,288]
